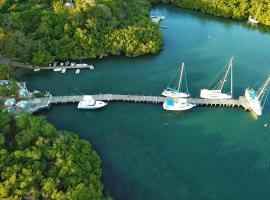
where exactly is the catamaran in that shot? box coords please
[78,95,107,109]
[245,75,270,116]
[200,57,234,100]
[162,62,190,98]
[163,98,195,111]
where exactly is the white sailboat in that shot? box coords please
[245,75,270,116]
[248,6,261,24]
[162,63,190,98]
[78,95,107,109]
[163,98,195,111]
[200,57,234,100]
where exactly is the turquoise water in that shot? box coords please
[21,5,270,200]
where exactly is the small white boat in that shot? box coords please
[78,95,107,109]
[89,65,94,70]
[53,68,62,72]
[61,68,66,73]
[75,69,80,74]
[200,57,234,100]
[248,6,260,24]
[248,16,259,24]
[245,75,270,116]
[163,98,195,111]
[60,62,64,66]
[33,68,40,72]
[65,61,70,66]
[53,62,58,67]
[70,62,76,66]
[76,63,88,67]
[162,62,190,98]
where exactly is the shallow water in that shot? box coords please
[21,5,270,200]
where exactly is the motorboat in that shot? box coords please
[248,16,259,24]
[61,68,66,73]
[163,98,195,111]
[89,65,94,70]
[162,62,190,98]
[33,68,40,72]
[76,63,88,67]
[78,95,107,109]
[53,68,62,72]
[200,57,234,100]
[75,69,80,74]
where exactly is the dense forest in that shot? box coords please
[151,0,270,25]
[0,0,162,65]
[0,111,112,199]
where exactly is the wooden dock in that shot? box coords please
[46,94,251,111]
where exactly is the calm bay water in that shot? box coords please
[20,5,270,200]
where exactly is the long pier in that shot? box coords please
[46,94,251,111]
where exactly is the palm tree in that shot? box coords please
[0,64,11,80]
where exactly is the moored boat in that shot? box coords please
[75,69,80,74]
[61,68,66,73]
[78,95,107,109]
[162,62,190,98]
[53,68,62,72]
[245,75,270,116]
[163,98,195,111]
[200,57,234,100]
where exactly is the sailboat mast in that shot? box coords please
[177,63,184,91]
[258,75,270,101]
[230,57,234,97]
[220,58,233,91]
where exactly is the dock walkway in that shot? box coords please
[47,94,251,111]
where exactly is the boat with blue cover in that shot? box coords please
[163,98,195,111]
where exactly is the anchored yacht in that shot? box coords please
[200,57,234,100]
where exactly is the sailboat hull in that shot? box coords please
[244,89,262,116]
[162,90,190,98]
[163,99,195,111]
[200,89,232,100]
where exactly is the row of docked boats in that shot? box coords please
[51,61,94,74]
[161,58,270,116]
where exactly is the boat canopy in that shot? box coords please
[83,95,94,101]
[165,99,174,106]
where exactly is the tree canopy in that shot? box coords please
[0,0,162,66]
[151,0,270,25]
[0,111,112,200]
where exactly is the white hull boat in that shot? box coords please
[248,16,259,24]
[200,89,232,99]
[61,68,66,73]
[162,62,190,98]
[162,90,190,98]
[244,76,270,116]
[53,68,62,72]
[77,95,107,109]
[245,88,262,116]
[33,68,40,72]
[200,57,234,100]
[75,69,80,74]
[163,98,195,111]
[89,65,94,70]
